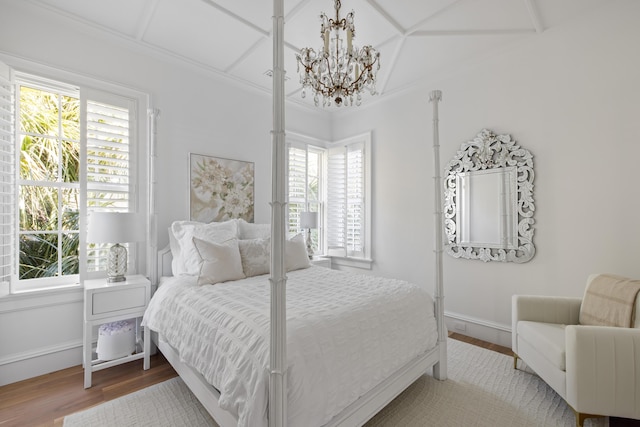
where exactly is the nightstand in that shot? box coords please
[83,275,151,388]
[311,256,331,268]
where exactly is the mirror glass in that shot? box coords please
[444,129,535,263]
[456,167,517,249]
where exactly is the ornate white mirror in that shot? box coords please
[444,129,535,263]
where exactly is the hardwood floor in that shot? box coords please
[1,335,637,427]
[0,353,178,427]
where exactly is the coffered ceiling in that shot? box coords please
[27,0,606,109]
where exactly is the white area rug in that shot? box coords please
[64,339,607,427]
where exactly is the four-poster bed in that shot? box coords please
[143,2,447,426]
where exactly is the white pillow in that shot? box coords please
[238,238,271,277]
[168,221,199,275]
[238,218,271,240]
[170,219,238,276]
[193,237,245,285]
[285,234,311,272]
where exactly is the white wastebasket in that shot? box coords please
[96,319,135,361]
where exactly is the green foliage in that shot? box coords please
[19,86,80,279]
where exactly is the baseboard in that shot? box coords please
[444,311,512,348]
[0,340,82,386]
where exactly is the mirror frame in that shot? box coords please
[444,129,535,263]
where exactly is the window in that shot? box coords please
[287,135,325,255]
[287,132,371,267]
[1,63,147,293]
[326,134,371,263]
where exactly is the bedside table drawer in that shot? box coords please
[92,286,146,315]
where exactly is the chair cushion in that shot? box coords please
[517,321,567,371]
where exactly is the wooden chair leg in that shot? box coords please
[572,408,603,427]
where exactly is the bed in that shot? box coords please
[143,213,447,426]
[143,3,446,425]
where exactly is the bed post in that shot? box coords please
[430,90,447,381]
[148,108,159,286]
[269,0,287,426]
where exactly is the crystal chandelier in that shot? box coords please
[296,0,380,107]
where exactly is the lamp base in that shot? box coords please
[108,243,128,284]
[306,228,314,260]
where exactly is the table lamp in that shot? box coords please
[87,212,144,283]
[300,211,318,260]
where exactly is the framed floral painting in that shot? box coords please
[189,154,255,223]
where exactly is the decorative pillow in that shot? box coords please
[170,219,238,276]
[237,219,270,240]
[238,238,271,277]
[193,237,245,285]
[285,234,311,272]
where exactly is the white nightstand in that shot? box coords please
[311,256,331,268]
[83,275,151,388]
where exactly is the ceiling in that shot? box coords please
[28,0,606,109]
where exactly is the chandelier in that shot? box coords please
[296,0,380,107]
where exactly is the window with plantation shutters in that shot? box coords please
[3,68,144,293]
[286,135,325,255]
[86,95,134,273]
[326,135,370,260]
[287,132,371,266]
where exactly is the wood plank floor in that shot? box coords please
[0,334,637,427]
[0,353,178,427]
[0,333,508,427]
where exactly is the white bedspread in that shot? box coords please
[142,266,438,427]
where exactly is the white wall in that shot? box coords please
[0,1,329,385]
[1,0,638,385]
[332,0,640,346]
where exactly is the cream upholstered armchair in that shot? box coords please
[512,273,640,427]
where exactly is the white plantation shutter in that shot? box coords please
[327,134,370,260]
[346,145,364,254]
[0,63,14,287]
[287,145,306,234]
[327,147,346,253]
[85,94,135,272]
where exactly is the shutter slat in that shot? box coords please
[86,98,132,272]
[0,66,14,283]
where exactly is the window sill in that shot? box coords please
[329,256,373,270]
[0,284,83,314]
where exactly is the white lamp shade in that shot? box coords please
[300,211,318,229]
[87,212,145,244]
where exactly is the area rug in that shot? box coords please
[64,339,607,427]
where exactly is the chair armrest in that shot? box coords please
[512,295,582,352]
[565,325,640,419]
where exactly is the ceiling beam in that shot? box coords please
[198,0,268,37]
[135,0,160,41]
[365,0,405,36]
[376,37,406,95]
[523,0,545,33]
[406,0,467,36]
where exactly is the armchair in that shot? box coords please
[512,274,640,427]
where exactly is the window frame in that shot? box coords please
[326,132,372,269]
[287,131,372,269]
[1,57,149,294]
[286,132,326,256]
